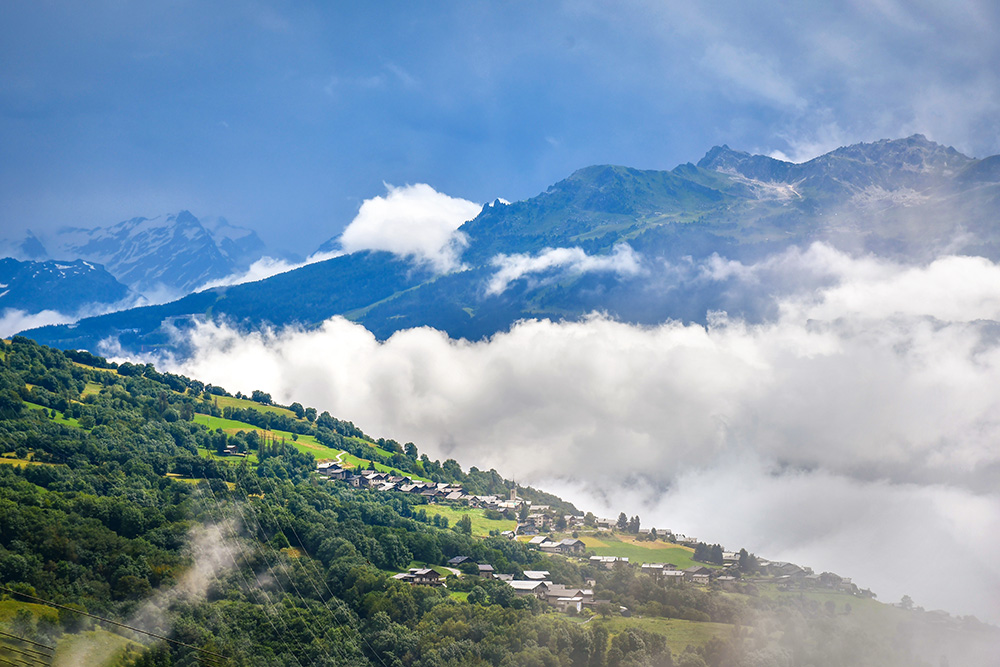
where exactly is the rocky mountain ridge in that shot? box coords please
[17,135,1000,355]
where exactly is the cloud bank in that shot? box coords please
[147,244,1000,622]
[338,183,482,273]
[194,251,344,291]
[487,244,644,295]
[0,308,77,338]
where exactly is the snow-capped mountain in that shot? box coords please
[0,257,131,314]
[5,211,267,297]
[18,135,1000,355]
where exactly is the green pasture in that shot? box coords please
[591,616,735,655]
[80,381,103,398]
[193,413,344,460]
[580,534,704,569]
[425,505,516,537]
[24,401,83,429]
[209,394,298,419]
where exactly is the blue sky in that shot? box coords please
[2,0,998,254]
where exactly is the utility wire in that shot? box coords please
[0,587,226,665]
[251,458,393,667]
[215,475,353,665]
[0,632,52,653]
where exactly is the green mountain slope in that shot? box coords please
[1,338,997,665]
[18,135,1000,356]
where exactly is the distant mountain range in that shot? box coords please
[18,135,1000,355]
[1,211,267,298]
[0,258,131,314]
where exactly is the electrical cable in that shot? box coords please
[0,587,226,665]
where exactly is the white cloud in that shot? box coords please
[146,244,1000,622]
[0,308,76,338]
[338,183,483,273]
[486,243,644,295]
[194,251,343,291]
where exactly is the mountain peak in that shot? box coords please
[696,145,791,181]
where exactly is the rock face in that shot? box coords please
[0,258,130,314]
[17,135,1000,356]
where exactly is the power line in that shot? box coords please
[0,587,226,665]
[0,632,52,654]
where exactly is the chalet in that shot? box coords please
[722,552,739,564]
[447,556,471,566]
[316,461,339,475]
[590,556,628,569]
[556,538,586,554]
[516,523,539,536]
[508,580,549,598]
[544,585,594,613]
[445,491,464,501]
[769,562,807,578]
[477,564,495,579]
[641,563,681,579]
[392,568,443,586]
[684,566,712,585]
[500,530,516,539]
[595,517,617,530]
[528,535,549,546]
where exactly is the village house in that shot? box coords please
[477,564,495,579]
[641,563,682,581]
[544,584,593,613]
[589,556,628,569]
[684,566,712,585]
[392,568,444,586]
[539,538,585,555]
[508,580,548,599]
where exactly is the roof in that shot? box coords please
[508,580,548,591]
[478,564,495,572]
[523,570,550,580]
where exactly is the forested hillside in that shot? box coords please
[1,337,996,666]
